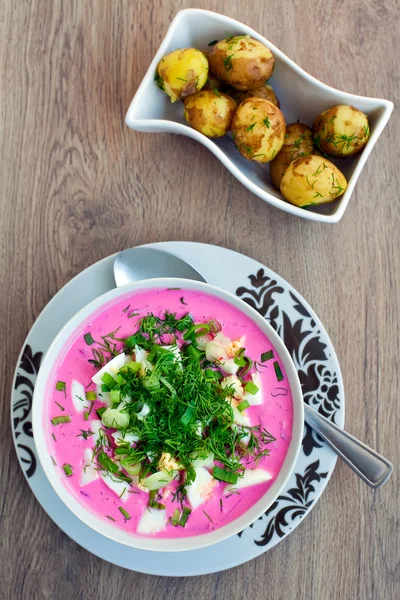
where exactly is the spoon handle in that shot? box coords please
[303,403,393,488]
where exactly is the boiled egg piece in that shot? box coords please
[91,353,128,385]
[137,507,167,534]
[186,467,217,509]
[224,469,273,494]
[221,375,244,399]
[80,447,98,486]
[71,380,86,413]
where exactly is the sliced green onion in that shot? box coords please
[212,466,238,484]
[119,507,130,520]
[208,319,222,333]
[101,407,130,429]
[115,374,125,386]
[143,375,160,390]
[148,498,166,510]
[237,357,253,378]
[50,456,57,466]
[51,415,71,426]
[185,344,202,359]
[110,389,121,405]
[114,446,129,455]
[101,384,111,393]
[51,433,56,442]
[141,471,173,491]
[106,515,116,522]
[120,456,142,476]
[120,360,142,373]
[97,451,119,473]
[96,407,107,419]
[84,332,95,345]
[101,372,117,389]
[84,412,89,421]
[244,381,259,395]
[181,401,196,426]
[55,401,65,411]
[261,350,274,362]
[205,369,223,381]
[62,464,73,477]
[55,381,66,392]
[273,361,284,382]
[179,507,192,527]
[85,390,97,401]
[171,508,181,526]
[234,348,246,367]
[237,399,250,412]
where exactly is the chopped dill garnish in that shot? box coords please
[246,122,256,132]
[76,429,94,440]
[203,510,214,524]
[213,88,222,98]
[293,134,305,148]
[306,175,316,189]
[262,117,271,128]
[78,311,278,511]
[223,54,234,71]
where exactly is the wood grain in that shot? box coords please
[1,1,399,598]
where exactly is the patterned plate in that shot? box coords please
[11,242,344,576]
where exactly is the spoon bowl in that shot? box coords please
[113,247,206,287]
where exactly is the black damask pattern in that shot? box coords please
[236,268,340,454]
[236,269,342,545]
[13,345,42,478]
[254,460,328,546]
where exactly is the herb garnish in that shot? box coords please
[262,116,271,128]
[223,54,234,71]
[76,429,94,440]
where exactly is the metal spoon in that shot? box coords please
[113,247,206,287]
[304,404,392,488]
[113,248,393,488]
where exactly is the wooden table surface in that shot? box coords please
[1,1,399,598]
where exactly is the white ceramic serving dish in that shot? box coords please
[32,277,304,553]
[125,8,393,223]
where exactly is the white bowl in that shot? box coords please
[32,278,304,552]
[125,8,393,223]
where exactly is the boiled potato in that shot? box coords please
[231,98,286,163]
[270,123,314,189]
[203,71,227,92]
[183,90,237,138]
[280,155,347,207]
[208,35,274,90]
[231,83,279,107]
[156,48,208,103]
[313,105,370,157]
